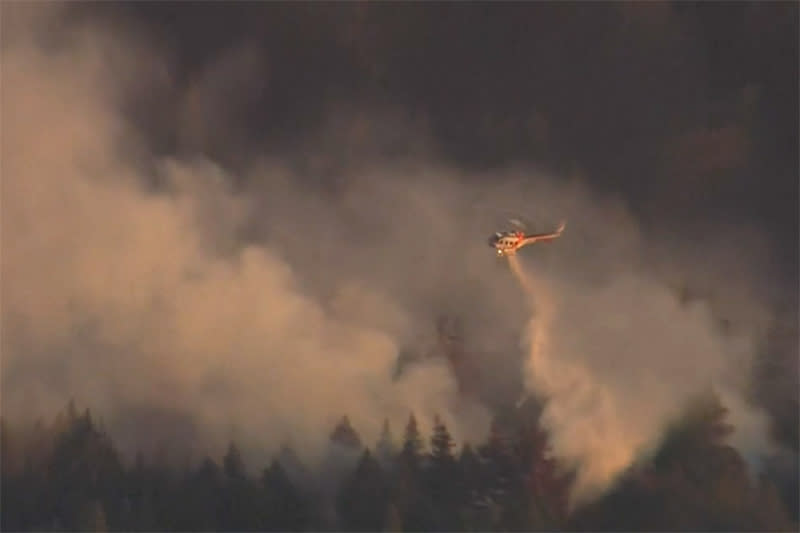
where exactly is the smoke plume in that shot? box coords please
[508,250,772,505]
[0,5,495,468]
[1,2,782,499]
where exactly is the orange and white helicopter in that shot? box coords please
[488,218,566,257]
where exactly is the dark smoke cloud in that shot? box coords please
[103,2,796,279]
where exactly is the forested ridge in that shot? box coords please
[2,392,797,532]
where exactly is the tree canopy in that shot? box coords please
[1,395,796,532]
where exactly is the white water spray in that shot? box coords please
[509,254,654,506]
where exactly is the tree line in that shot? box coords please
[2,393,797,532]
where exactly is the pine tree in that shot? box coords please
[427,415,460,530]
[393,413,430,530]
[376,419,396,467]
[324,415,365,517]
[176,458,222,530]
[477,417,514,503]
[127,451,157,531]
[223,442,246,481]
[458,443,488,531]
[262,460,306,531]
[330,416,363,450]
[458,443,481,504]
[337,449,390,531]
[479,411,536,530]
[220,442,261,530]
[515,403,569,529]
[46,406,125,530]
[276,443,309,488]
[429,415,456,465]
[654,390,737,481]
[66,399,79,425]
[400,413,424,461]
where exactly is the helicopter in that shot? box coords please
[488,218,565,257]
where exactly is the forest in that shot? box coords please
[2,390,797,532]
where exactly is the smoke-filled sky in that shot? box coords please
[2,1,797,497]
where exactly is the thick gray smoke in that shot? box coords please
[0,6,495,467]
[0,3,781,497]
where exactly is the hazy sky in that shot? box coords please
[2,0,797,499]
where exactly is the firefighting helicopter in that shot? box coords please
[488,218,566,257]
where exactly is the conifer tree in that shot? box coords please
[427,415,460,530]
[221,441,262,530]
[127,451,158,531]
[376,418,396,467]
[478,416,515,502]
[394,413,430,530]
[337,449,390,531]
[458,443,481,503]
[400,413,424,461]
[46,406,124,530]
[516,405,569,528]
[223,441,246,481]
[262,459,306,531]
[177,457,222,530]
[480,411,537,530]
[324,415,365,507]
[429,415,456,465]
[276,443,308,488]
[330,415,363,450]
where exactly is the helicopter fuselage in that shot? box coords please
[488,231,525,256]
[487,221,565,257]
